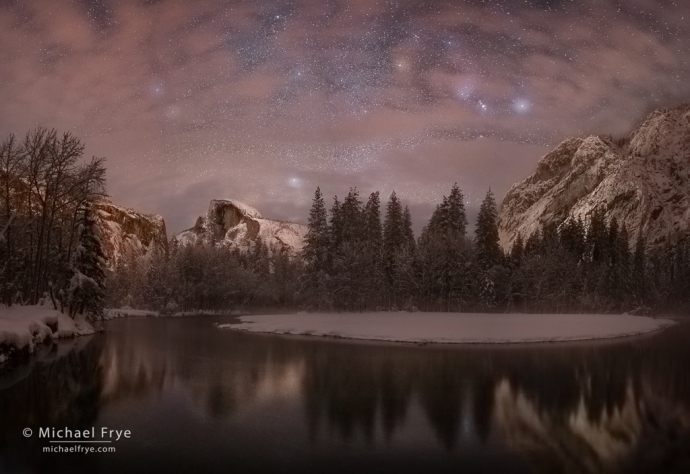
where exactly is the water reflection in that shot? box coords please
[1,317,689,473]
[0,335,103,473]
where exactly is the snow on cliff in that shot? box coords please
[499,104,690,251]
[174,199,307,254]
[95,201,168,267]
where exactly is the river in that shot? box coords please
[1,315,689,473]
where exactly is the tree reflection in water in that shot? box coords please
[0,317,688,473]
[0,335,104,472]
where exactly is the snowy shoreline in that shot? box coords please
[102,307,244,319]
[0,305,95,364]
[218,312,676,345]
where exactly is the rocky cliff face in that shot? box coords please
[95,201,168,267]
[174,199,307,254]
[499,104,690,251]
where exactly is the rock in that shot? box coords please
[499,104,690,251]
[174,199,307,254]
[95,201,168,267]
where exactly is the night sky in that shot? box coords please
[0,0,689,235]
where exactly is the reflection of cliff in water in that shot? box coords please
[2,318,688,473]
[98,319,307,419]
[494,326,690,474]
[95,321,690,472]
[300,345,496,449]
[299,326,690,471]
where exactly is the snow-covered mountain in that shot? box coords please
[499,104,690,251]
[174,199,307,254]
[95,201,168,267]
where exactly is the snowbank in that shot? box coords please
[218,312,676,344]
[103,307,159,319]
[0,305,94,359]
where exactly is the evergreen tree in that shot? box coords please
[510,234,524,265]
[418,185,473,311]
[383,191,405,254]
[560,218,585,257]
[587,208,608,264]
[474,189,501,269]
[328,196,343,257]
[540,221,559,252]
[331,188,366,310]
[302,187,329,271]
[632,233,647,304]
[340,188,365,243]
[252,237,270,278]
[603,218,628,309]
[445,183,468,238]
[402,206,415,249]
[383,191,406,307]
[364,192,383,248]
[615,224,632,297]
[363,192,384,309]
[524,230,542,257]
[608,217,620,266]
[300,187,331,310]
[67,203,106,320]
[421,183,467,243]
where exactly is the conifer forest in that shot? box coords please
[107,184,690,316]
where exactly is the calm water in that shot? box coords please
[1,316,689,473]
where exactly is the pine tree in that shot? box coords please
[383,191,405,254]
[474,189,501,269]
[523,230,542,257]
[67,203,107,320]
[559,218,585,257]
[587,208,608,264]
[615,224,632,299]
[632,232,647,304]
[510,234,524,265]
[252,237,270,278]
[331,188,366,310]
[300,187,331,310]
[363,192,384,309]
[341,188,364,240]
[402,206,415,249]
[418,185,473,311]
[445,183,468,238]
[302,187,329,271]
[364,192,383,248]
[328,196,343,257]
[383,191,406,307]
[421,183,467,243]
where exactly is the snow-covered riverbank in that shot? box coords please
[218,312,676,344]
[0,305,94,363]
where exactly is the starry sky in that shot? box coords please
[1,0,689,235]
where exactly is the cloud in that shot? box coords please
[0,0,689,236]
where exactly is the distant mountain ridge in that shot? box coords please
[173,199,307,254]
[499,104,690,251]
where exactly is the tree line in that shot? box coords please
[0,128,107,319]
[4,128,686,317]
[106,238,301,313]
[300,185,690,314]
[106,181,690,315]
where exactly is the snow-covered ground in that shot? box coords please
[218,312,676,344]
[103,307,243,319]
[0,305,95,361]
[103,307,159,319]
